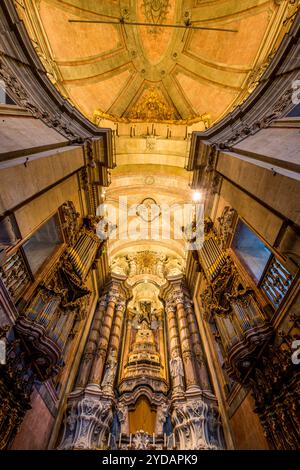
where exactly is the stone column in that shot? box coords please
[76,295,107,388]
[108,300,125,354]
[173,289,199,390]
[185,299,212,391]
[101,300,126,394]
[157,309,167,381]
[166,301,181,360]
[166,300,185,393]
[88,288,119,386]
[119,310,134,383]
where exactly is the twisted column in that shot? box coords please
[88,288,119,385]
[173,289,199,390]
[76,295,107,388]
[185,299,212,391]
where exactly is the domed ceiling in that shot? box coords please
[16,0,293,125]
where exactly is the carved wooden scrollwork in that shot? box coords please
[248,331,300,449]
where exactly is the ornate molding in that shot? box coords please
[248,327,300,449]
[93,108,212,127]
[111,251,184,279]
[58,390,114,450]
[0,57,79,140]
[171,397,224,450]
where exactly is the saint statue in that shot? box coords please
[127,254,137,276]
[101,352,117,389]
[156,254,166,278]
[138,301,151,326]
[169,353,184,391]
[156,402,169,434]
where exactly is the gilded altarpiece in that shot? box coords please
[58,251,225,450]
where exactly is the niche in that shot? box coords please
[128,396,156,434]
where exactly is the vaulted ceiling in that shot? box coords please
[15,0,297,264]
[16,0,292,125]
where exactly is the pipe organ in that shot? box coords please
[199,220,273,382]
[68,230,100,280]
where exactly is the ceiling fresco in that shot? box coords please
[16,0,295,126]
[14,0,299,262]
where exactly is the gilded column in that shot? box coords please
[185,298,212,391]
[173,289,199,390]
[76,295,107,388]
[88,287,119,386]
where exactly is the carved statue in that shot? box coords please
[156,402,169,434]
[116,402,127,425]
[133,431,151,450]
[139,301,151,325]
[166,258,184,276]
[101,352,117,389]
[127,254,137,276]
[111,257,128,276]
[217,206,236,249]
[156,254,166,278]
[169,353,184,391]
[116,402,129,434]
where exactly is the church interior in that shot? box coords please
[0,0,300,451]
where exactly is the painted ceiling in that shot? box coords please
[16,0,295,126]
[15,0,298,264]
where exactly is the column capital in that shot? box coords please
[107,289,119,303]
[116,300,126,312]
[165,301,176,314]
[184,298,193,310]
[173,291,185,305]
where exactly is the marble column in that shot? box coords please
[76,295,107,388]
[88,288,119,386]
[185,299,212,391]
[173,290,199,390]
